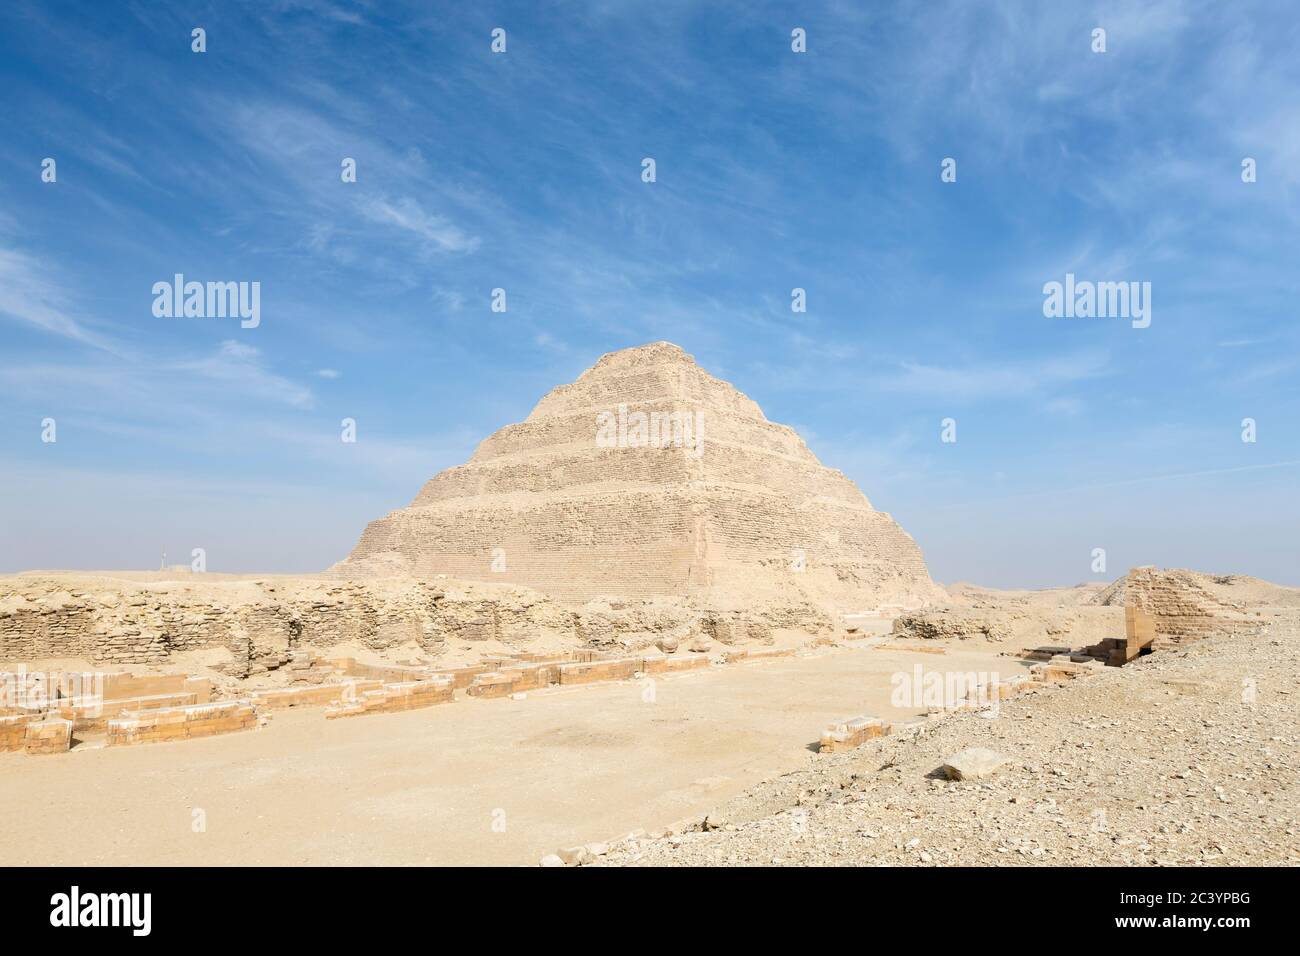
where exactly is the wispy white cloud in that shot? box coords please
[875,351,1111,401]
[173,340,315,410]
[359,196,479,254]
[215,100,481,259]
[0,246,121,352]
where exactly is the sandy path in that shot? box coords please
[0,644,1028,866]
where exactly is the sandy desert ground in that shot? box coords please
[0,639,1027,866]
[601,616,1300,866]
[4,564,1297,866]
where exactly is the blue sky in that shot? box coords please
[1,0,1297,587]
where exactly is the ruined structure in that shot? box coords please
[335,342,939,611]
[1094,567,1264,646]
[0,576,579,675]
[0,573,837,674]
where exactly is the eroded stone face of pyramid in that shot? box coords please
[334,342,940,610]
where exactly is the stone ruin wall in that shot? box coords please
[0,578,574,676]
[1108,567,1264,646]
[0,575,833,677]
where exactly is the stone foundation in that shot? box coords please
[324,678,455,718]
[23,718,72,756]
[0,714,35,752]
[3,637,802,756]
[107,701,261,747]
[55,691,201,731]
[248,680,384,711]
[558,659,640,685]
[819,715,891,753]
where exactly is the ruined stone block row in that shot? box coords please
[557,658,641,685]
[722,646,796,664]
[100,673,212,702]
[0,713,33,752]
[1,669,211,711]
[1030,657,1105,683]
[466,671,520,698]
[389,650,611,693]
[55,691,200,731]
[324,678,455,719]
[248,680,384,711]
[819,715,891,753]
[464,652,714,697]
[433,663,492,689]
[23,718,72,755]
[325,658,436,683]
[2,713,75,755]
[640,654,710,676]
[106,701,260,747]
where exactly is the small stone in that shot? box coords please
[539,854,565,867]
[556,846,592,866]
[942,748,1011,781]
[585,841,610,856]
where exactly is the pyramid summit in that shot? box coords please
[334,342,940,611]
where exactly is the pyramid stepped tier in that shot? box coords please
[334,342,940,610]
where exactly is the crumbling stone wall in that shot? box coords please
[0,574,825,675]
[1097,567,1262,646]
[0,577,577,676]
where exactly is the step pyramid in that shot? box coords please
[333,342,939,610]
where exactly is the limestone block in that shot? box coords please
[942,748,1011,781]
[819,715,888,753]
[106,701,260,746]
[24,718,72,755]
[558,658,639,685]
[0,714,35,752]
[467,673,517,698]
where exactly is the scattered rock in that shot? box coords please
[942,748,1011,781]
[556,845,592,866]
[703,811,729,831]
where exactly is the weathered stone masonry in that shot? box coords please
[333,342,941,611]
